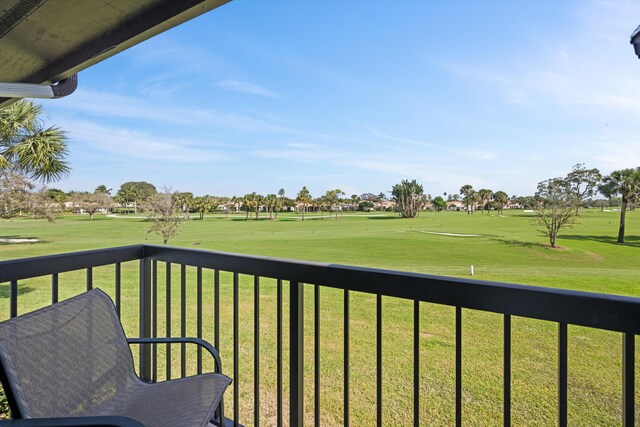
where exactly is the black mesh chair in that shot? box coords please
[0,289,231,427]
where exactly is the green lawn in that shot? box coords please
[1,209,639,425]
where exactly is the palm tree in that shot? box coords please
[255,194,263,219]
[94,185,112,195]
[192,196,212,220]
[460,184,475,214]
[477,189,493,214]
[0,100,69,182]
[599,168,640,243]
[350,194,359,212]
[493,191,509,215]
[276,188,285,218]
[242,193,256,220]
[264,194,277,219]
[324,189,344,219]
[296,186,311,221]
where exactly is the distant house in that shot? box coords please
[374,200,396,211]
[223,202,242,212]
[64,201,109,215]
[446,200,465,211]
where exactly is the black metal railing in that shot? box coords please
[1,244,640,426]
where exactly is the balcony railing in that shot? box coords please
[1,244,639,426]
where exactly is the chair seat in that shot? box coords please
[109,374,232,427]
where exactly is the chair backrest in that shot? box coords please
[0,289,138,419]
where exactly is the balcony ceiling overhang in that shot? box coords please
[0,0,231,107]
[631,24,640,59]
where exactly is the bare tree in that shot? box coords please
[26,189,61,222]
[74,191,111,220]
[566,163,601,215]
[0,171,32,219]
[0,172,61,222]
[593,199,609,212]
[534,178,579,248]
[145,189,183,245]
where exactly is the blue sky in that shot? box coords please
[41,0,640,198]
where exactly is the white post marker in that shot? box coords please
[470,265,474,276]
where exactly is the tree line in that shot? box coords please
[2,101,638,246]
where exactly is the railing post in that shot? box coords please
[139,257,152,382]
[290,281,304,427]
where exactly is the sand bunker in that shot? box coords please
[0,238,39,243]
[421,231,483,237]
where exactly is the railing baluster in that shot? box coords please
[10,280,17,318]
[455,306,462,427]
[214,269,220,351]
[115,263,121,317]
[139,258,152,382]
[504,314,511,427]
[86,267,93,291]
[152,260,158,383]
[558,322,568,427]
[414,300,419,427]
[344,289,350,427]
[290,281,304,427]
[277,278,283,427]
[197,267,203,375]
[52,273,58,304]
[234,272,239,426]
[376,294,382,427]
[166,262,172,380]
[315,284,320,427]
[623,333,635,427]
[181,264,186,378]
[254,276,260,427]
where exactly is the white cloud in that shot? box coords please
[49,89,293,133]
[218,79,283,99]
[361,124,497,161]
[434,1,640,116]
[61,120,228,163]
[596,141,640,170]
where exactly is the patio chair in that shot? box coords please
[0,289,231,427]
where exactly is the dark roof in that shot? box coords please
[631,24,640,59]
[0,0,231,107]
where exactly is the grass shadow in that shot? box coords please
[492,238,543,249]
[0,284,35,299]
[560,234,640,248]
[504,213,537,218]
[366,216,399,220]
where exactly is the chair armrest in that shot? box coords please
[0,416,144,427]
[127,337,223,373]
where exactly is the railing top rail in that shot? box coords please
[144,245,640,334]
[0,245,144,282]
[2,244,639,334]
